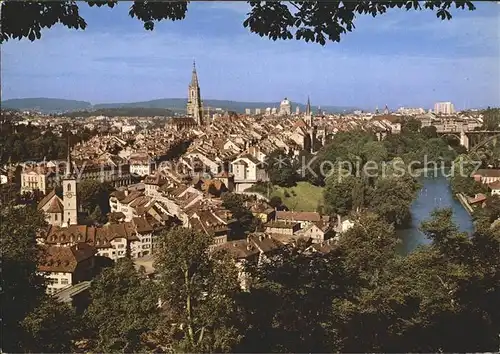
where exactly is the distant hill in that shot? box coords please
[65,107,175,118]
[94,98,188,112]
[2,97,357,114]
[2,98,92,113]
[96,98,357,114]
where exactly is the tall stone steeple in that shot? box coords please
[63,136,78,226]
[65,135,73,177]
[187,60,203,126]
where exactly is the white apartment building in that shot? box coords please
[434,102,455,115]
[21,166,58,194]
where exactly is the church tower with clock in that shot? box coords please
[63,140,78,226]
[37,139,79,227]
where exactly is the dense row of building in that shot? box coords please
[1,62,495,301]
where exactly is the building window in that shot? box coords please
[67,183,71,192]
[61,278,69,285]
[54,214,58,221]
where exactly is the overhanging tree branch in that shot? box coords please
[0,1,478,44]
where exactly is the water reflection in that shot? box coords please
[397,172,474,254]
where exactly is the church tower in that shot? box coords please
[63,138,78,226]
[305,96,313,126]
[186,60,203,126]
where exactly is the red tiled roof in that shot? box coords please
[46,197,64,213]
[371,114,401,123]
[488,180,500,189]
[275,211,321,222]
[38,242,96,273]
[132,217,153,234]
[474,169,500,178]
[38,189,57,210]
[214,239,259,259]
[215,171,233,178]
[120,191,144,204]
[467,193,487,205]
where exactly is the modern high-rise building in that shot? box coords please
[245,108,251,115]
[186,60,203,125]
[255,108,262,115]
[434,102,455,115]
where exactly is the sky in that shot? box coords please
[2,1,499,110]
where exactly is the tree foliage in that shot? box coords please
[264,148,299,187]
[85,258,160,352]
[0,119,97,164]
[22,297,82,353]
[474,195,500,225]
[268,195,283,209]
[2,202,499,352]
[0,206,47,352]
[482,107,500,130]
[368,175,420,225]
[323,157,419,226]
[1,1,477,44]
[77,179,114,224]
[384,129,457,166]
[239,243,353,352]
[154,227,243,352]
[324,173,361,217]
[222,192,261,236]
[449,154,487,196]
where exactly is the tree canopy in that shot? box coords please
[0,118,98,164]
[2,201,499,352]
[1,1,477,44]
[154,227,244,352]
[77,179,114,225]
[222,192,262,236]
[84,258,160,352]
[1,205,82,352]
[264,148,298,187]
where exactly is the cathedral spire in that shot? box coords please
[306,96,311,116]
[191,59,199,87]
[187,60,203,126]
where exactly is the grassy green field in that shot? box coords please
[270,181,324,212]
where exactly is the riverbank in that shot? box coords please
[456,193,474,215]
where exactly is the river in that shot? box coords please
[397,172,474,254]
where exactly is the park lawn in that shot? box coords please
[271,181,324,212]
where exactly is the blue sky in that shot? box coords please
[2,1,499,110]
